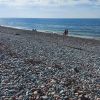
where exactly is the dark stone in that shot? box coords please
[81,95,90,100]
[74,87,80,93]
[74,67,79,73]
[54,64,62,69]
[15,33,20,35]
[18,85,24,91]
[24,59,42,65]
[37,89,45,96]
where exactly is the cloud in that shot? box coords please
[0,0,100,7]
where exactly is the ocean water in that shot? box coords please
[0,18,100,39]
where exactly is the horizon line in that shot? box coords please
[0,17,100,19]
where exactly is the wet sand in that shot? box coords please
[0,26,100,100]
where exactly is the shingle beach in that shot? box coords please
[0,26,100,100]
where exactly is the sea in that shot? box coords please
[0,18,100,39]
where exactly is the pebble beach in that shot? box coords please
[0,26,100,100]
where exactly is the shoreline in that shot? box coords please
[0,25,100,41]
[0,25,100,42]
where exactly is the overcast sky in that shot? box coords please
[0,0,100,18]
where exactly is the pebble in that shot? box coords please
[41,96,48,99]
[60,90,64,94]
[75,93,78,96]
[18,95,23,100]
[51,92,55,95]
[41,85,45,88]
[33,91,38,95]
[50,79,56,83]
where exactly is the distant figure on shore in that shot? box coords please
[32,29,37,32]
[64,29,68,36]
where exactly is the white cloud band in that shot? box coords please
[0,0,100,6]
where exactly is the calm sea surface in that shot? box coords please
[0,18,100,39]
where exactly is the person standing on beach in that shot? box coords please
[64,29,68,36]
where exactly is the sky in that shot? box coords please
[0,0,100,18]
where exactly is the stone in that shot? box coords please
[33,91,38,95]
[80,95,90,100]
[41,96,48,99]
[18,95,23,100]
[60,90,64,94]
[41,85,45,88]
[74,67,79,73]
[75,93,78,96]
[97,98,100,100]
[54,95,60,99]
[51,92,55,95]
[50,79,56,83]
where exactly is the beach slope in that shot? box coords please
[0,26,100,99]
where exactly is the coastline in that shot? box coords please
[0,25,100,99]
[1,24,100,41]
[0,25,100,41]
